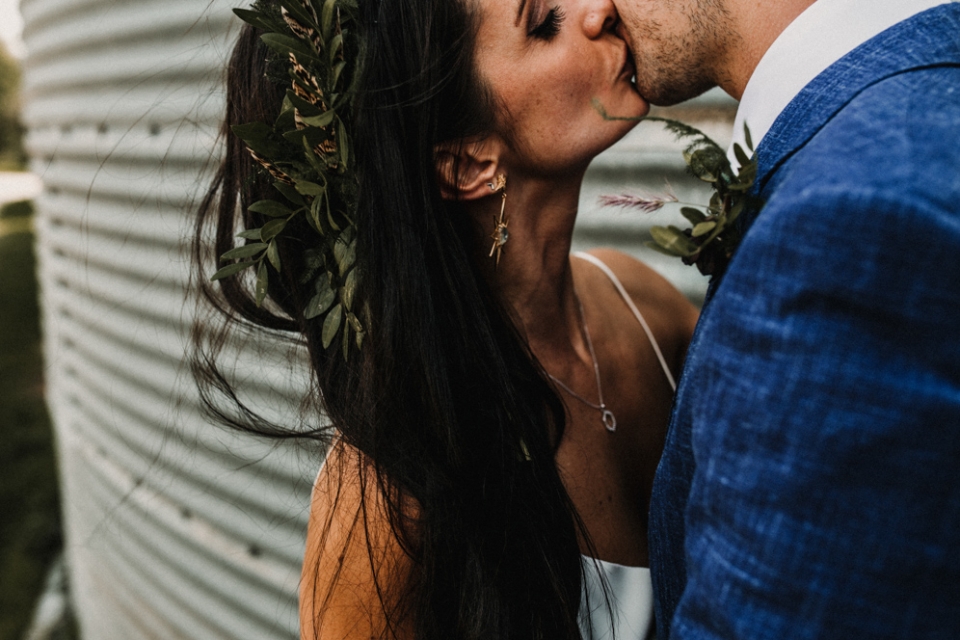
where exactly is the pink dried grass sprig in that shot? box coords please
[598,187,678,213]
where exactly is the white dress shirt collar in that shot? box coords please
[727,0,951,169]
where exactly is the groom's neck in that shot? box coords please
[718,0,816,101]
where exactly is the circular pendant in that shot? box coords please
[602,409,617,432]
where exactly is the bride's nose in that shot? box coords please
[583,0,619,38]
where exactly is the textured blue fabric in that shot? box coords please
[649,5,960,639]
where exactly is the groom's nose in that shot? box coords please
[583,0,619,38]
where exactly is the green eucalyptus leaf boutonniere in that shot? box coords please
[594,101,760,277]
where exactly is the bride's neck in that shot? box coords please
[469,172,585,350]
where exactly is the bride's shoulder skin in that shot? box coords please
[300,440,414,640]
[576,248,699,373]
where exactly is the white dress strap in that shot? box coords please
[572,252,677,392]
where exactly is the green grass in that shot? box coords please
[0,200,64,640]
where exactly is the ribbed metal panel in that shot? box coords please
[21,0,735,636]
[22,0,313,637]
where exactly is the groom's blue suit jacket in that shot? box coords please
[649,5,960,639]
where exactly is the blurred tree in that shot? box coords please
[0,41,25,170]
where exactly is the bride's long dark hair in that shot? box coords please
[194,0,589,637]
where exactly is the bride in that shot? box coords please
[196,0,697,637]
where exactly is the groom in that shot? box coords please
[615,0,960,638]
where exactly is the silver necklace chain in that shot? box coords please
[546,290,617,432]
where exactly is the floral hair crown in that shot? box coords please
[212,0,364,359]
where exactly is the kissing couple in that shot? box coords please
[195,0,960,637]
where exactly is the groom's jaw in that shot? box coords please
[613,0,731,105]
[614,0,815,103]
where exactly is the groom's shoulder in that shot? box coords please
[785,64,960,207]
[829,63,960,161]
[733,64,960,286]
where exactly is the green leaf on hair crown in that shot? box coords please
[212,0,365,358]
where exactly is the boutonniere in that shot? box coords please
[594,101,759,277]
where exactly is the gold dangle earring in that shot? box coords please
[487,174,508,266]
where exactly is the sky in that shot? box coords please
[0,0,25,58]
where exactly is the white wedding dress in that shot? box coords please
[579,556,654,640]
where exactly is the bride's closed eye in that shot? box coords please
[529,6,565,40]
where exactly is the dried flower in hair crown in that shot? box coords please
[212,0,364,359]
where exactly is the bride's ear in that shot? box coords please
[434,137,504,201]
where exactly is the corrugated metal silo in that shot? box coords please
[22,0,314,637]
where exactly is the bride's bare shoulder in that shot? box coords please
[577,248,699,360]
[301,440,414,640]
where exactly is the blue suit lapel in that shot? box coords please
[749,3,960,216]
[720,4,960,302]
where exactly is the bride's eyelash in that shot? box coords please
[529,7,565,40]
